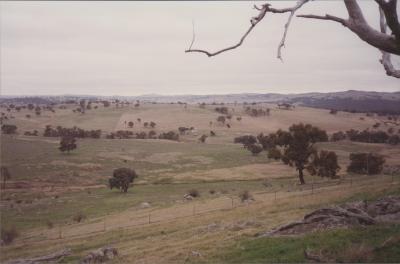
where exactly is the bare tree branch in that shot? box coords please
[297,14,347,26]
[379,7,400,78]
[185,3,270,57]
[185,0,400,78]
[277,0,309,61]
[343,0,400,55]
[185,1,311,58]
[298,0,400,55]
[375,0,400,39]
[188,20,195,50]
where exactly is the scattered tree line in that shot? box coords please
[244,106,270,117]
[44,125,101,139]
[106,130,179,141]
[331,129,399,145]
[235,123,388,184]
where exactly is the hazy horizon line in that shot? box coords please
[1,89,399,98]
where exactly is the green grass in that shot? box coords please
[0,135,268,184]
[1,180,267,231]
[204,224,400,263]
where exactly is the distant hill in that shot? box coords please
[1,90,399,114]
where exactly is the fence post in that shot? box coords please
[193,204,195,216]
[148,213,151,224]
[58,225,62,239]
[231,197,234,208]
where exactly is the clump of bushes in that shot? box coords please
[44,125,101,139]
[234,135,257,147]
[1,124,17,134]
[247,144,263,155]
[347,153,385,175]
[158,131,179,141]
[24,130,39,136]
[245,107,270,117]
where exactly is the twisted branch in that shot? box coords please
[185,1,310,59]
[185,3,270,57]
[185,0,400,78]
[379,6,400,78]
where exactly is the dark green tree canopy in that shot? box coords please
[268,123,328,184]
[109,168,138,193]
[307,150,341,178]
[59,136,77,153]
[347,153,385,175]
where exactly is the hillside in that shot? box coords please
[0,98,399,263]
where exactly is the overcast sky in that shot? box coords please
[1,1,399,96]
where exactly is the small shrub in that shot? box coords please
[73,212,86,223]
[46,220,54,229]
[239,190,253,202]
[188,189,200,198]
[1,226,18,245]
[209,189,216,194]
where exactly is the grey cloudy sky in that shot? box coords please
[1,1,399,96]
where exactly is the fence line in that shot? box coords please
[18,173,399,244]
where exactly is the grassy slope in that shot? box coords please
[1,103,400,263]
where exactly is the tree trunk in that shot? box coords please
[298,168,306,185]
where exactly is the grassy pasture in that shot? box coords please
[1,102,399,263]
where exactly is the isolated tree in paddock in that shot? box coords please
[79,99,86,114]
[0,166,11,189]
[109,168,138,193]
[137,118,141,123]
[150,121,156,128]
[143,122,149,128]
[217,115,226,124]
[199,134,208,143]
[27,104,34,110]
[128,121,134,128]
[185,0,400,78]
[59,136,77,153]
[347,152,385,174]
[272,123,328,184]
[307,150,341,178]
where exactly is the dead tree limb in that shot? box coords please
[185,0,400,79]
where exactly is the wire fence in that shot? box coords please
[18,173,399,244]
